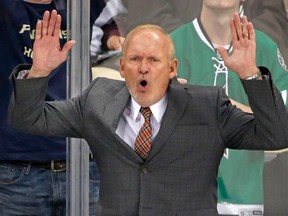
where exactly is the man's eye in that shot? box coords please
[149,57,159,63]
[129,56,140,63]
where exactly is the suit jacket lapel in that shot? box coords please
[147,84,189,161]
[104,85,130,131]
[103,86,144,163]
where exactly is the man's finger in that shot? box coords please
[217,47,229,61]
[230,19,238,42]
[233,13,243,41]
[47,10,58,36]
[247,22,255,42]
[62,40,76,56]
[53,14,62,37]
[35,20,43,40]
[42,10,50,36]
[241,16,249,39]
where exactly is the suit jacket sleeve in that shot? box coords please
[8,64,87,138]
[218,67,288,150]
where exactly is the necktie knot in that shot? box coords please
[140,107,152,122]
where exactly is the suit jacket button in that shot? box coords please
[142,167,148,174]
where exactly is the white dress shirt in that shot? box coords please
[115,95,168,148]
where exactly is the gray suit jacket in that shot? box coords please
[9,65,288,216]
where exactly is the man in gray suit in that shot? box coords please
[8,10,288,215]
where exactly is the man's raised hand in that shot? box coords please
[28,10,75,78]
[217,13,259,80]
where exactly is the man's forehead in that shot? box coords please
[131,29,163,40]
[126,41,166,56]
[127,31,166,49]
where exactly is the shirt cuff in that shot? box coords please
[17,70,29,79]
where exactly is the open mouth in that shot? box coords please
[140,80,148,87]
[138,79,148,92]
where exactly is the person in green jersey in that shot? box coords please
[170,0,288,215]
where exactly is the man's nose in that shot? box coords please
[140,60,149,73]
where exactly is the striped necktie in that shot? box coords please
[134,107,152,160]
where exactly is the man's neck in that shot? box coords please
[200,9,235,46]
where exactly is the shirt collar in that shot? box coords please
[131,95,168,124]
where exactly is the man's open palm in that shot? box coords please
[30,10,75,78]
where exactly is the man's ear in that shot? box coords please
[119,57,125,78]
[169,59,178,79]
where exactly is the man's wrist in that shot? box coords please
[245,70,262,80]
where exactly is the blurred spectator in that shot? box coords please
[0,0,115,215]
[113,0,288,63]
[90,0,126,65]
